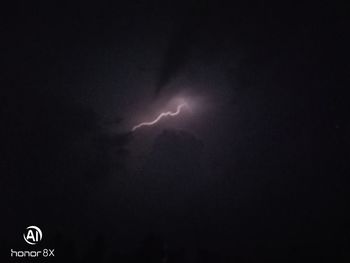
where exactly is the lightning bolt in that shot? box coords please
[132,103,187,131]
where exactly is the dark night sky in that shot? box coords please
[1,1,349,262]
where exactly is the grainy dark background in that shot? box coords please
[1,1,349,262]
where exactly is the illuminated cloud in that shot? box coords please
[132,103,188,131]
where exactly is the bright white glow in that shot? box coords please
[132,103,187,131]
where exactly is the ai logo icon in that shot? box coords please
[23,226,42,245]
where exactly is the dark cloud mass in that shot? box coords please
[133,130,204,231]
[155,1,210,94]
